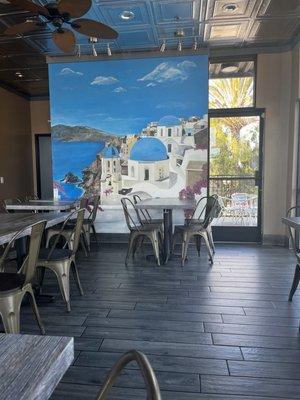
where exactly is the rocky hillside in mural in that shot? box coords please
[52,124,122,147]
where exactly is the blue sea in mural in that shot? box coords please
[52,140,105,200]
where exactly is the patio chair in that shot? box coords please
[0,200,8,213]
[286,206,300,301]
[82,195,100,251]
[0,220,46,334]
[173,195,218,267]
[37,208,85,312]
[121,198,162,266]
[96,350,161,400]
[45,197,89,256]
[132,194,164,233]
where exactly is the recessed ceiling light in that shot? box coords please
[120,10,135,20]
[223,3,238,12]
[221,62,239,73]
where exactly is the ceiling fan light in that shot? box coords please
[221,62,239,73]
[160,40,166,52]
[107,44,112,56]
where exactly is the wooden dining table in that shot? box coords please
[0,334,73,400]
[135,197,196,264]
[0,212,71,246]
[6,200,75,212]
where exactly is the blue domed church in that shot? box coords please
[122,137,170,188]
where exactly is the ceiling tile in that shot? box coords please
[258,0,300,18]
[95,0,152,27]
[249,17,299,41]
[151,0,196,24]
[206,21,247,40]
[207,0,256,20]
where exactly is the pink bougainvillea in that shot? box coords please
[179,175,207,219]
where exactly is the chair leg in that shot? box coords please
[125,233,136,266]
[181,232,190,267]
[288,264,300,301]
[54,265,71,312]
[149,232,160,266]
[71,261,84,296]
[0,291,24,333]
[80,234,88,257]
[207,226,215,254]
[27,286,45,335]
[202,232,214,263]
[194,236,201,257]
[91,223,98,245]
[132,236,142,259]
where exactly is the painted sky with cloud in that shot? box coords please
[49,55,208,135]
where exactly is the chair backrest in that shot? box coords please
[188,195,218,228]
[132,194,152,224]
[96,350,161,400]
[22,221,47,284]
[0,220,46,284]
[286,206,300,255]
[88,195,100,222]
[47,208,85,259]
[121,198,140,231]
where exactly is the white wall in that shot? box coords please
[256,45,300,244]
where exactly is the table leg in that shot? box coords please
[162,209,172,264]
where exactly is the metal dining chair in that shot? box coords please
[45,197,89,256]
[173,195,218,267]
[286,206,300,301]
[96,350,161,400]
[0,220,46,334]
[82,195,100,251]
[121,198,162,266]
[132,194,164,233]
[37,209,85,312]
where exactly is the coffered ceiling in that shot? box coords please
[0,0,299,98]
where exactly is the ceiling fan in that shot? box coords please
[4,0,118,53]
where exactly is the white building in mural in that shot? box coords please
[122,137,170,190]
[101,145,122,195]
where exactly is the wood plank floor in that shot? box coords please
[5,242,300,399]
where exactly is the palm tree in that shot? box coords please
[209,77,255,138]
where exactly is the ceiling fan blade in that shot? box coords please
[4,20,42,35]
[7,0,49,16]
[58,0,91,18]
[72,18,118,39]
[52,28,76,53]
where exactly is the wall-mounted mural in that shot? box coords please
[49,55,208,229]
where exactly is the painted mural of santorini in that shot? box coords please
[99,115,208,204]
[49,55,209,206]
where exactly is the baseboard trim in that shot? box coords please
[262,234,289,247]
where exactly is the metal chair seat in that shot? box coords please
[39,248,73,261]
[0,273,25,292]
[132,223,162,232]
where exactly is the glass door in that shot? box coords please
[209,110,264,242]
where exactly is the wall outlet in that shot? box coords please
[0,177,4,184]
